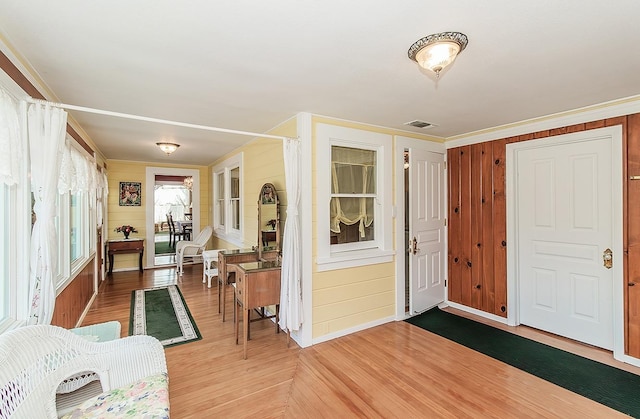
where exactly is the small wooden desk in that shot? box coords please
[261,230,276,246]
[218,247,279,321]
[107,239,144,274]
[234,260,281,359]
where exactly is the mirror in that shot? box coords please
[257,183,280,257]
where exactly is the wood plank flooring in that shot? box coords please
[81,265,638,418]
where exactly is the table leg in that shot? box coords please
[138,250,144,273]
[243,305,249,359]
[235,296,239,345]
[222,279,227,321]
[108,254,114,274]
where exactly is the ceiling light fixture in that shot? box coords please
[156,142,180,155]
[408,32,468,78]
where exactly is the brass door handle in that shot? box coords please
[407,237,419,255]
[603,248,613,269]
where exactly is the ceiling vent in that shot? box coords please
[405,120,436,129]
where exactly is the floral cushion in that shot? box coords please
[61,372,169,418]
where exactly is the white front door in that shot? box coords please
[515,135,614,349]
[409,149,446,314]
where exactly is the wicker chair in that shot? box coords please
[0,324,169,418]
[176,225,213,276]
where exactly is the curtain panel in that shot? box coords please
[279,138,303,334]
[27,103,67,325]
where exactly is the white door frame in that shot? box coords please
[506,125,625,361]
[394,136,446,320]
[145,167,201,269]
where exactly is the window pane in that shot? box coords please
[230,168,239,199]
[0,185,8,319]
[330,197,375,244]
[70,193,81,262]
[216,173,225,226]
[331,146,376,194]
[231,199,240,230]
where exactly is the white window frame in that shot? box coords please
[316,124,394,271]
[57,141,96,291]
[0,96,30,332]
[212,152,243,246]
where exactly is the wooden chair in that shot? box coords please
[167,214,187,247]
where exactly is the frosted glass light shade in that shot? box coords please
[408,32,468,78]
[156,142,180,155]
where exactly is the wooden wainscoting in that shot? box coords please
[51,258,95,328]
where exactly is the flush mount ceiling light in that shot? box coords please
[156,142,180,155]
[408,31,468,78]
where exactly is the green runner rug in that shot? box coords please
[406,308,640,417]
[129,285,202,347]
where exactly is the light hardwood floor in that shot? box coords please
[82,265,638,418]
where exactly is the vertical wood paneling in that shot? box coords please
[627,113,640,357]
[481,141,495,313]
[459,146,473,307]
[51,260,95,328]
[492,139,508,316]
[470,143,483,309]
[447,149,462,303]
[446,114,640,332]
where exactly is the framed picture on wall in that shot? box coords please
[119,181,142,206]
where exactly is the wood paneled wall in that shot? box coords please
[50,259,95,328]
[447,116,636,331]
[627,113,640,357]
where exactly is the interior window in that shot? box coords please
[330,146,376,245]
[315,124,394,271]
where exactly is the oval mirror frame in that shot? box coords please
[257,183,280,258]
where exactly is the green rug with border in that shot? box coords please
[406,307,640,417]
[129,285,201,347]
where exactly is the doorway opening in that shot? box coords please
[145,167,200,270]
[153,175,192,266]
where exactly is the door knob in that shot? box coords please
[603,248,613,269]
[407,237,419,255]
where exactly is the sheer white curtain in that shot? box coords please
[279,138,303,334]
[27,103,67,325]
[330,146,375,237]
[58,139,94,194]
[0,89,22,186]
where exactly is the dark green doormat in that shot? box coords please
[406,308,640,417]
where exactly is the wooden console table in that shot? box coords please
[106,239,144,274]
[218,247,279,321]
[234,260,281,359]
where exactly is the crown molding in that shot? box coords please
[445,95,640,149]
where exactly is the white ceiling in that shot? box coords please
[1,1,639,165]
